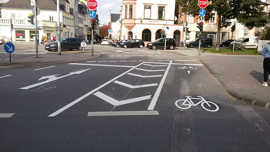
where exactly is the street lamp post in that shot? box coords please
[34,0,38,58]
[57,0,61,55]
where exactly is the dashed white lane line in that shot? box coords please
[69,63,134,68]
[148,60,172,110]
[34,66,56,71]
[94,91,152,106]
[48,62,144,117]
[127,73,162,78]
[0,74,12,79]
[0,113,15,118]
[88,111,159,117]
[135,68,166,72]
[114,80,158,89]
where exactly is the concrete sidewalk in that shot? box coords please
[200,55,270,108]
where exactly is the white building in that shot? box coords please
[0,0,90,43]
[109,13,121,40]
[120,0,183,46]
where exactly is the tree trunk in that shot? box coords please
[216,17,221,51]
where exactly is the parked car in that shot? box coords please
[230,36,258,50]
[119,39,145,48]
[45,38,83,51]
[101,39,112,45]
[112,40,126,47]
[220,39,233,47]
[186,38,212,48]
[147,38,176,50]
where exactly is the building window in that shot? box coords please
[158,6,165,20]
[210,13,216,24]
[129,5,133,19]
[144,5,151,19]
[49,16,54,22]
[128,31,133,40]
[125,5,128,19]
[15,30,25,41]
[207,34,216,42]
[142,29,151,41]
[66,3,70,13]
[0,9,2,18]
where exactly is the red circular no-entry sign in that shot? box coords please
[198,0,209,9]
[87,0,98,10]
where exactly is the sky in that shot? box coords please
[97,0,122,25]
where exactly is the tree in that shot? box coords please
[176,0,268,50]
[99,25,109,39]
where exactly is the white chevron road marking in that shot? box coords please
[114,80,158,89]
[135,68,165,72]
[143,64,167,67]
[88,111,159,116]
[127,73,162,78]
[94,91,151,106]
[0,74,12,79]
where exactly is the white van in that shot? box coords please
[240,36,258,49]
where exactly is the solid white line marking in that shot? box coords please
[34,66,56,71]
[143,64,167,67]
[88,111,159,116]
[127,73,162,78]
[20,69,90,90]
[135,68,165,72]
[48,62,144,117]
[0,74,12,79]
[114,80,158,89]
[175,60,196,62]
[148,61,172,110]
[94,91,151,106]
[0,113,15,118]
[70,63,134,68]
[143,62,203,66]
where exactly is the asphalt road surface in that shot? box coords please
[0,54,270,152]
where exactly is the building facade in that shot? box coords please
[120,0,183,46]
[0,0,90,43]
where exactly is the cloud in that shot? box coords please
[0,0,10,3]
[97,0,122,24]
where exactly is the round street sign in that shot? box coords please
[198,0,209,9]
[89,10,96,18]
[87,0,98,10]
[3,42,15,54]
[199,9,206,17]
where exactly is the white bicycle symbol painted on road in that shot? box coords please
[175,96,220,112]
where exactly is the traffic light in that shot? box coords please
[27,14,34,25]
[197,22,204,32]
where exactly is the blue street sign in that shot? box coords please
[89,10,96,19]
[4,42,15,54]
[108,29,112,33]
[199,9,206,17]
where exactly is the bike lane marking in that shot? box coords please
[148,61,172,110]
[48,62,144,117]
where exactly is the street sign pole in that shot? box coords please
[57,0,61,55]
[34,0,38,58]
[91,26,94,56]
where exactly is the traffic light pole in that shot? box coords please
[57,0,61,55]
[35,0,38,58]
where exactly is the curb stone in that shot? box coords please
[200,59,270,109]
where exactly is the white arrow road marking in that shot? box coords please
[127,73,162,78]
[69,63,134,68]
[0,74,12,79]
[94,91,152,106]
[148,61,172,110]
[48,62,144,117]
[114,80,158,89]
[135,68,165,72]
[20,69,90,90]
[143,64,167,67]
[34,66,56,71]
[0,113,15,118]
[88,111,159,117]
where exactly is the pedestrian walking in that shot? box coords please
[261,42,270,87]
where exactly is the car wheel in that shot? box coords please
[169,45,175,50]
[152,45,157,50]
